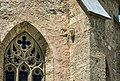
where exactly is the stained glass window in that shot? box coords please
[4,32,44,81]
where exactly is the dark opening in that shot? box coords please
[106,60,111,81]
[32,74,42,81]
[19,71,28,81]
[22,36,27,40]
[5,71,15,81]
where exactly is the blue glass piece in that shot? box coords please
[22,41,26,45]
[22,36,27,40]
[22,45,26,49]
[17,40,22,44]
[5,71,15,81]
[26,41,31,45]
[19,71,28,81]
[81,0,111,19]
[32,75,42,81]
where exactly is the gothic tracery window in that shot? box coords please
[4,32,45,81]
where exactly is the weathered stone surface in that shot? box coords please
[69,0,91,81]
[0,0,119,81]
[0,0,70,81]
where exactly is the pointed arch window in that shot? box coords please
[5,65,16,81]
[4,32,45,81]
[32,68,43,81]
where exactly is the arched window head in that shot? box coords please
[32,68,43,81]
[19,63,30,81]
[4,32,45,81]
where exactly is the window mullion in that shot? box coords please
[16,68,19,81]
[28,69,32,81]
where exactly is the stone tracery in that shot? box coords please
[4,32,44,81]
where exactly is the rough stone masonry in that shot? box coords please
[0,0,120,81]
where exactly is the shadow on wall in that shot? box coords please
[76,0,112,81]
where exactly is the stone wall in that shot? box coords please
[69,0,120,81]
[100,0,119,81]
[69,0,91,81]
[0,0,120,81]
[0,0,70,81]
[89,0,120,81]
[89,16,106,81]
